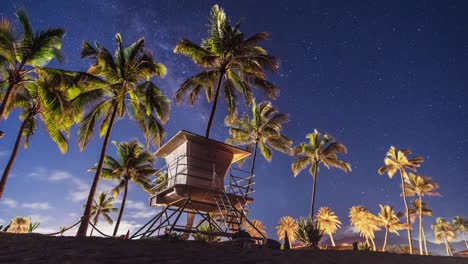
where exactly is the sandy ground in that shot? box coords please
[0,233,466,264]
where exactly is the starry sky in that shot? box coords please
[0,0,467,250]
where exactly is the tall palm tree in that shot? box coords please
[276,216,298,248]
[87,192,117,236]
[226,100,291,195]
[73,34,170,236]
[409,199,433,255]
[244,219,266,239]
[316,207,342,247]
[377,205,406,251]
[100,140,155,236]
[291,130,351,220]
[0,10,64,122]
[404,173,440,255]
[174,5,279,138]
[432,217,457,256]
[378,146,424,254]
[349,206,381,251]
[0,71,71,200]
[453,216,468,249]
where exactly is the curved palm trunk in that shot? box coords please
[418,194,424,255]
[399,168,413,254]
[0,81,16,122]
[444,238,451,256]
[113,179,128,236]
[77,105,118,237]
[382,228,389,251]
[90,215,99,236]
[422,225,429,255]
[245,142,258,196]
[329,233,336,247]
[370,238,377,251]
[0,113,31,200]
[463,231,468,249]
[205,72,224,138]
[310,162,319,221]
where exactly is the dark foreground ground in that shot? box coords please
[0,233,466,264]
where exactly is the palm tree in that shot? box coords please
[74,34,170,236]
[100,140,155,236]
[453,216,468,249]
[349,206,381,251]
[377,205,406,251]
[244,219,266,239]
[276,216,298,248]
[0,71,71,200]
[0,10,64,122]
[174,5,279,138]
[86,192,117,236]
[316,207,342,247]
[226,100,292,196]
[432,217,457,256]
[378,146,424,254]
[409,199,433,255]
[404,173,440,255]
[291,130,351,220]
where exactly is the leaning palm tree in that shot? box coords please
[244,219,267,239]
[87,192,117,236]
[453,216,468,249]
[0,72,71,200]
[404,173,440,255]
[349,206,381,251]
[316,207,342,247]
[174,5,279,138]
[226,100,292,196]
[74,34,170,236]
[100,140,156,236]
[276,216,298,248]
[0,10,64,122]
[432,217,457,256]
[291,130,351,220]
[409,199,433,255]
[377,205,406,251]
[378,146,424,254]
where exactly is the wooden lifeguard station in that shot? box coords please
[131,130,265,241]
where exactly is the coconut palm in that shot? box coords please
[432,217,457,256]
[409,199,433,255]
[349,206,381,251]
[377,205,406,251]
[6,217,30,233]
[378,146,424,254]
[74,34,170,236]
[0,71,71,201]
[315,207,342,247]
[276,216,298,248]
[87,192,117,236]
[99,140,156,236]
[453,216,468,249]
[404,173,440,255]
[0,10,64,122]
[226,100,292,196]
[291,130,351,219]
[244,219,266,239]
[174,5,279,138]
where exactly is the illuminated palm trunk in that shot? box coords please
[310,162,318,220]
[399,168,413,254]
[418,194,424,255]
[0,113,32,200]
[329,233,336,247]
[77,104,118,237]
[382,228,389,251]
[422,225,429,255]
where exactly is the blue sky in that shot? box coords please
[0,0,467,251]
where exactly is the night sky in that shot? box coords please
[0,0,467,250]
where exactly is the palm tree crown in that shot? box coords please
[349,206,381,250]
[0,10,64,121]
[276,216,298,246]
[100,139,156,236]
[453,216,468,249]
[87,192,117,236]
[377,205,405,251]
[432,217,457,256]
[174,5,279,137]
[291,130,351,219]
[316,207,342,247]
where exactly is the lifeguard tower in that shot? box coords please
[131,130,265,241]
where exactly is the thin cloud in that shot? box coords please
[22,202,51,210]
[48,171,73,181]
[1,198,18,208]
